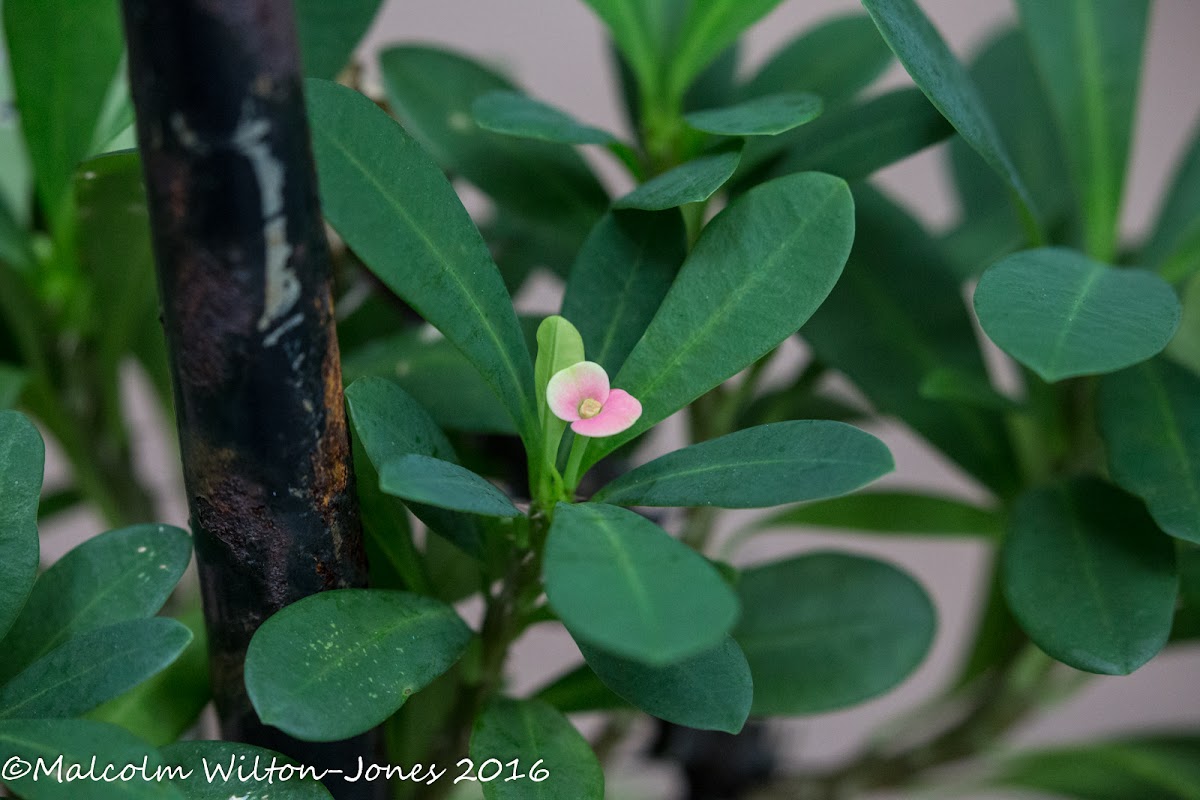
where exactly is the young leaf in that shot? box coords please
[751,492,1004,539]
[473,90,618,146]
[294,0,382,79]
[613,149,741,211]
[1015,0,1148,262]
[0,411,41,644]
[1098,358,1200,544]
[535,316,586,422]
[974,248,1181,382]
[561,210,687,375]
[861,0,1037,223]
[735,552,935,714]
[159,741,335,799]
[245,589,472,742]
[346,376,484,556]
[379,454,520,519]
[0,618,192,719]
[578,637,752,734]
[684,92,823,137]
[589,171,854,468]
[544,503,738,665]
[667,0,787,101]
[579,0,680,105]
[0,719,185,800]
[378,46,607,249]
[1144,118,1200,278]
[470,697,604,800]
[3,0,124,224]
[1002,478,1177,675]
[306,79,537,442]
[0,524,192,684]
[593,421,892,508]
[739,13,892,105]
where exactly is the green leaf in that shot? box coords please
[473,91,618,146]
[294,0,382,79]
[1099,358,1200,544]
[0,719,184,800]
[593,421,892,508]
[752,492,1004,539]
[1016,0,1148,262]
[861,0,1036,223]
[1145,118,1200,278]
[470,697,603,800]
[613,149,741,211]
[974,248,1181,382]
[918,366,1019,411]
[245,589,472,742]
[990,737,1200,800]
[544,503,738,665]
[307,78,537,442]
[0,363,26,408]
[380,454,520,519]
[667,0,787,101]
[379,46,607,250]
[3,0,124,223]
[535,316,586,423]
[735,552,935,715]
[0,193,34,271]
[0,618,192,719]
[0,410,42,643]
[159,741,335,799]
[535,664,627,714]
[87,609,210,747]
[579,0,681,104]
[589,171,854,468]
[345,376,483,556]
[1168,275,1200,375]
[802,186,1018,495]
[0,524,192,683]
[578,637,751,734]
[684,92,822,137]
[0,24,32,225]
[756,88,952,188]
[1002,478,1178,674]
[561,210,687,375]
[739,13,891,105]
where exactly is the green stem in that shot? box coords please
[562,434,589,495]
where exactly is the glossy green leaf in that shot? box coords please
[0,410,41,643]
[740,13,891,104]
[0,618,192,719]
[802,186,1018,495]
[1002,478,1178,674]
[470,697,604,800]
[561,209,687,375]
[473,90,617,145]
[589,171,854,468]
[684,92,822,137]
[578,637,751,734]
[3,0,123,222]
[735,552,935,714]
[0,719,184,800]
[594,421,891,508]
[861,0,1036,221]
[991,736,1200,800]
[294,0,382,79]
[535,664,627,714]
[613,149,741,211]
[345,376,483,556]
[763,88,952,185]
[307,78,537,441]
[0,524,192,684]
[1145,118,1200,279]
[380,454,520,519]
[667,0,787,101]
[245,589,472,742]
[1016,0,1148,262]
[752,492,1003,539]
[379,46,607,250]
[1099,358,1200,544]
[159,741,335,799]
[974,248,1181,381]
[544,503,738,665]
[87,610,209,747]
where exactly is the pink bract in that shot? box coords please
[570,389,642,437]
[546,361,610,421]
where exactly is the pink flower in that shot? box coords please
[546,361,642,438]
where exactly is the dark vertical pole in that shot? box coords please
[120,2,382,796]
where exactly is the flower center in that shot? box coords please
[578,397,603,419]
